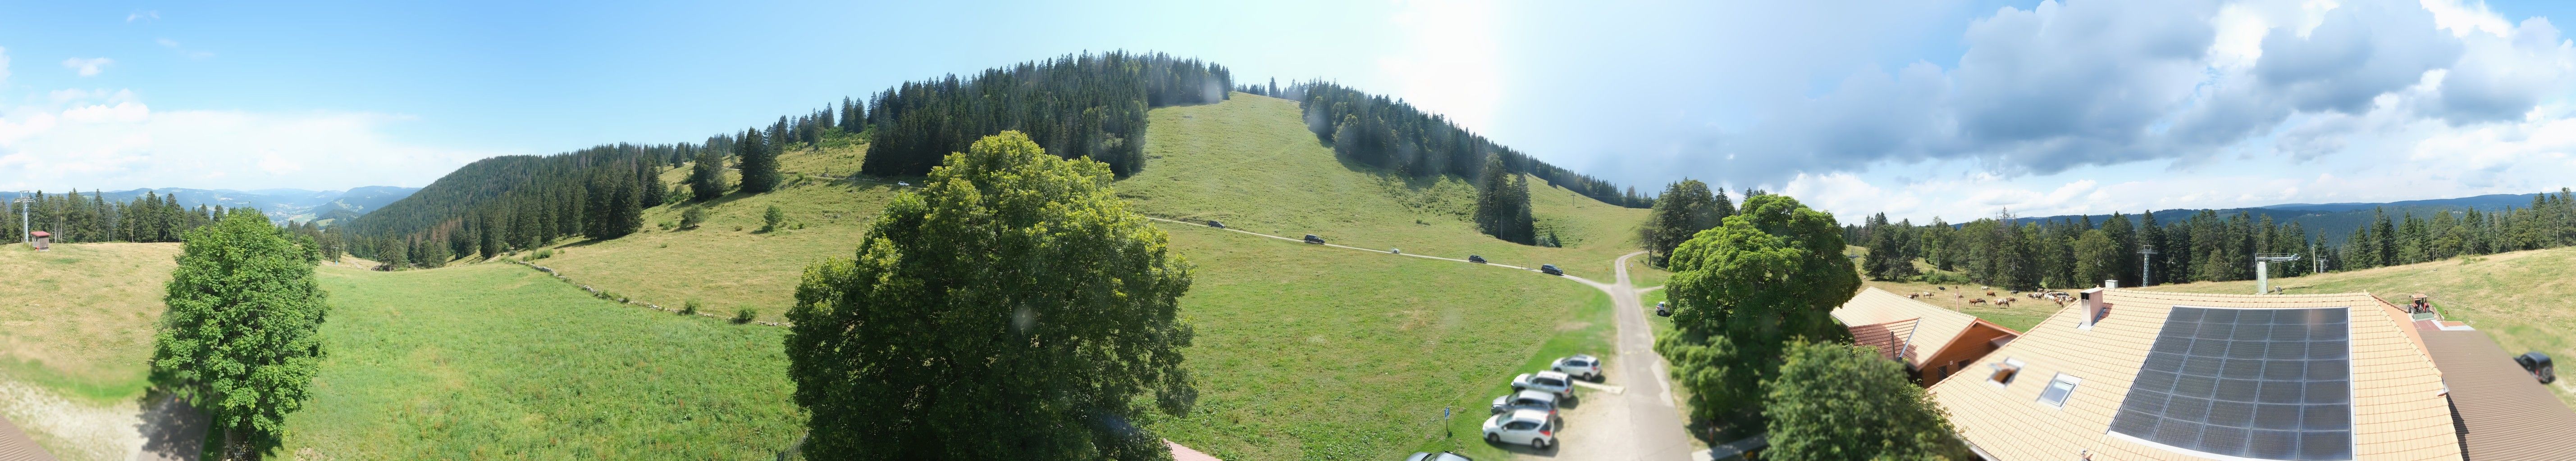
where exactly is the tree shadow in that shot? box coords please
[131,389,206,461]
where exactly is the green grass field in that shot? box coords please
[0,242,181,404]
[2136,246,2576,406]
[279,262,804,459]
[1142,225,1613,461]
[1121,94,1656,281]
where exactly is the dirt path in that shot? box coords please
[0,378,201,461]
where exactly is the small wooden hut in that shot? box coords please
[27,230,48,251]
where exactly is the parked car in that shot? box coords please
[2518,352,2556,384]
[1655,301,1671,317]
[1489,389,1560,419]
[1551,355,1602,381]
[1390,248,1402,254]
[1206,220,1224,229]
[1405,452,1474,461]
[1468,255,1487,263]
[1303,234,1326,244]
[1512,371,1576,399]
[1481,409,1557,449]
[1539,264,1563,276]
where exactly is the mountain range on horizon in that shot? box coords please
[1996,190,2567,244]
[1,186,419,225]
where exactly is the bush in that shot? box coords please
[682,300,701,316]
[533,249,554,259]
[734,308,757,324]
[763,205,786,232]
[680,207,706,228]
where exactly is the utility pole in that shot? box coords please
[2138,244,2159,286]
[13,193,29,245]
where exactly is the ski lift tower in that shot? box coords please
[2255,253,2300,294]
[12,194,29,245]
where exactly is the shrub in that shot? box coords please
[763,205,786,232]
[682,300,701,316]
[734,308,757,324]
[680,207,706,228]
[533,249,554,259]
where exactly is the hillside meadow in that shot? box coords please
[0,243,179,403]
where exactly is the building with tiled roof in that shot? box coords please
[1927,288,2462,461]
[1834,287,2022,385]
[2418,328,2576,459]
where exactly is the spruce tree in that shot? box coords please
[739,128,782,194]
[689,148,728,201]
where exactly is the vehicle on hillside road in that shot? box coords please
[1206,220,1224,229]
[1539,264,1562,276]
[1551,355,1602,381]
[1481,409,1557,449]
[1468,255,1487,264]
[1303,234,1325,244]
[1656,301,1671,317]
[1512,371,1576,399]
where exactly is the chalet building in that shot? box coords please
[1833,287,2022,385]
[1924,287,2576,461]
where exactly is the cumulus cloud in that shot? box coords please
[0,90,508,191]
[1694,0,2576,186]
[62,58,111,77]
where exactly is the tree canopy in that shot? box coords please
[1656,194,1859,429]
[1639,179,1733,266]
[1765,341,1970,461]
[785,131,1197,461]
[150,209,332,460]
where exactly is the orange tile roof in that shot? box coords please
[2418,329,2576,460]
[0,416,57,461]
[1835,287,1991,368]
[1851,318,1921,362]
[1925,289,2462,461]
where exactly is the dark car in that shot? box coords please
[1655,301,1671,317]
[1468,255,1487,264]
[2518,352,2556,384]
[1207,220,1224,229]
[1539,264,1562,276]
[1303,234,1325,244]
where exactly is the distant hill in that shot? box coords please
[2008,191,2560,243]
[0,186,420,224]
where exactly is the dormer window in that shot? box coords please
[1989,358,2025,385]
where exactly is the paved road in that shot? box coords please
[1553,253,1697,461]
[1145,220,1694,460]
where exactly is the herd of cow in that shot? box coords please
[1903,286,2079,307]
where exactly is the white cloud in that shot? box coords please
[0,46,12,85]
[1380,0,1504,133]
[0,89,510,191]
[61,58,111,77]
[126,10,158,23]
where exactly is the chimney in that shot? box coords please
[2104,280,2119,289]
[2079,285,2112,329]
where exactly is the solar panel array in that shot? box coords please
[2107,307,2353,461]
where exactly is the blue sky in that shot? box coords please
[4,0,2573,222]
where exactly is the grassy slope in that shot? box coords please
[281,263,803,459]
[1119,93,1657,281]
[2135,246,2576,406]
[0,243,180,403]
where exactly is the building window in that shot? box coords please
[2037,373,2082,408]
[1989,358,2025,385]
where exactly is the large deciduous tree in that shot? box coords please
[1656,194,1859,430]
[1765,341,1971,461]
[785,131,1197,461]
[1639,179,1732,267]
[150,210,331,461]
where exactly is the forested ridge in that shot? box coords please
[1850,188,2576,291]
[861,51,1231,177]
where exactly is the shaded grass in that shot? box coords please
[0,242,180,403]
[2136,246,2576,406]
[1142,224,1611,461]
[281,263,804,459]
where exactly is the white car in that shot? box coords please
[1551,355,1602,381]
[1404,452,1473,461]
[1482,408,1557,449]
[1511,371,1575,399]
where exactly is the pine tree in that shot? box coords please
[690,147,729,201]
[738,128,781,194]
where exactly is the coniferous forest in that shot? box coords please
[859,51,1233,178]
[1848,188,2576,291]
